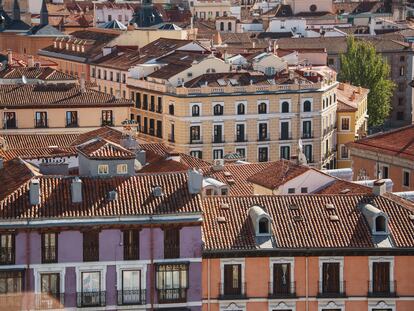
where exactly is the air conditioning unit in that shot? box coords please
[213,159,225,171]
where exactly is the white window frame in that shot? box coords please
[212,102,224,115]
[340,116,351,132]
[279,120,291,139]
[235,101,247,116]
[116,262,147,291]
[190,123,203,143]
[269,257,294,294]
[98,164,109,175]
[339,144,349,160]
[369,256,395,293]
[279,99,291,113]
[378,164,390,179]
[318,300,344,311]
[257,145,270,162]
[76,265,107,293]
[34,266,66,294]
[318,257,344,294]
[212,148,224,160]
[257,99,269,114]
[235,147,246,159]
[116,164,128,174]
[279,144,291,160]
[220,258,245,296]
[302,98,313,113]
[402,169,410,188]
[190,102,202,117]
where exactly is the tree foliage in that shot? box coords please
[338,36,395,127]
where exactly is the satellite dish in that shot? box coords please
[22,75,27,84]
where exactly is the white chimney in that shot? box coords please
[373,179,387,196]
[188,168,203,194]
[27,55,35,68]
[80,73,86,93]
[7,49,13,65]
[71,177,83,203]
[29,179,40,205]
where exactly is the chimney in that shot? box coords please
[7,49,13,65]
[29,179,40,205]
[71,177,83,203]
[27,55,35,68]
[338,82,344,90]
[350,91,356,101]
[167,152,181,162]
[187,168,203,194]
[373,179,387,196]
[80,73,86,93]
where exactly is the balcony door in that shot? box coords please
[121,270,142,305]
[40,273,60,308]
[81,271,102,307]
[223,264,241,296]
[213,125,223,143]
[35,112,48,128]
[3,112,16,129]
[273,263,290,295]
[322,262,340,294]
[373,262,390,294]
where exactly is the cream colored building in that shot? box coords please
[190,0,232,20]
[128,66,338,169]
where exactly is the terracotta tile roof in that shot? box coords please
[0,51,58,67]
[0,84,133,109]
[77,138,135,160]
[202,194,414,250]
[336,83,368,112]
[0,172,202,218]
[347,125,414,162]
[247,160,310,190]
[92,49,141,71]
[333,1,389,14]
[316,179,372,195]
[0,158,37,200]
[137,38,195,64]
[0,133,79,149]
[70,127,123,146]
[0,147,77,161]
[139,153,211,173]
[0,66,76,81]
[184,72,273,88]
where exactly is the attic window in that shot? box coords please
[258,218,269,234]
[375,215,386,232]
[288,204,298,211]
[325,203,335,210]
[217,216,226,223]
[329,215,339,222]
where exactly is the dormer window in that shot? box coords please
[258,218,269,234]
[249,205,272,237]
[375,215,387,233]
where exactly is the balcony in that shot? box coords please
[235,135,248,143]
[368,281,397,298]
[124,245,139,261]
[279,132,292,140]
[219,282,247,300]
[168,134,175,143]
[317,281,346,298]
[3,120,17,129]
[34,119,49,128]
[212,135,225,144]
[83,246,99,262]
[0,247,14,265]
[35,293,64,309]
[77,291,106,308]
[190,136,202,144]
[301,131,314,139]
[0,293,23,309]
[101,119,114,127]
[157,288,187,303]
[268,282,296,299]
[65,118,79,128]
[42,246,57,263]
[257,135,270,142]
[117,289,146,305]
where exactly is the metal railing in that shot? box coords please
[280,132,293,140]
[83,245,99,262]
[117,289,146,305]
[123,245,139,261]
[212,135,225,144]
[268,281,296,298]
[76,291,106,308]
[65,118,79,128]
[0,247,14,265]
[157,288,187,303]
[235,134,248,142]
[34,118,49,128]
[42,246,57,263]
[0,293,23,309]
[257,134,270,141]
[219,282,247,300]
[301,131,314,139]
[35,293,64,309]
[2,120,17,129]
[317,281,346,298]
[190,136,202,144]
[101,119,114,126]
[368,281,397,297]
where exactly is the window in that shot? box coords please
[0,233,14,265]
[341,117,350,131]
[169,104,174,115]
[398,97,404,106]
[265,67,275,76]
[39,273,61,309]
[123,230,139,260]
[375,216,386,232]
[223,264,242,296]
[288,188,295,194]
[280,146,290,160]
[213,104,223,116]
[164,227,180,259]
[156,97,162,113]
[397,111,404,120]
[213,124,223,143]
[398,82,405,92]
[156,120,162,138]
[235,148,246,159]
[237,103,245,115]
[403,170,410,187]
[328,58,334,66]
[258,102,267,114]
[156,263,188,303]
[190,150,202,159]
[3,111,16,129]
[190,126,201,143]
[301,187,308,194]
[150,96,155,112]
[236,124,245,142]
[280,121,290,140]
[258,123,268,141]
[381,166,389,179]
[66,111,78,127]
[135,93,141,108]
[98,165,109,175]
[340,145,349,159]
[302,120,312,138]
[304,144,313,163]
[0,270,23,294]
[228,22,232,31]
[80,271,104,307]
[258,218,269,234]
[192,105,200,116]
[400,55,405,62]
[119,270,143,305]
[303,100,311,112]
[371,262,391,295]
[35,112,48,128]
[108,14,112,21]
[143,94,148,110]
[42,233,57,263]
[110,72,113,81]
[258,147,268,162]
[281,101,289,113]
[213,149,224,160]
[117,164,128,174]
[83,232,99,262]
[220,22,224,31]
[321,262,340,295]
[272,263,291,296]
[101,110,113,126]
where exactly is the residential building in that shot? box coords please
[348,124,414,192]
[202,184,414,311]
[129,61,338,168]
[190,0,232,20]
[336,82,369,168]
[0,155,203,310]
[277,34,414,127]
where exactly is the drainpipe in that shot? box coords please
[150,217,154,311]
[25,229,30,311]
[305,249,309,311]
[207,258,211,311]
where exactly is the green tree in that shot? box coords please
[338,36,395,127]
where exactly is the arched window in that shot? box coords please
[192,105,200,116]
[228,22,232,31]
[213,104,223,116]
[375,216,386,232]
[220,22,224,31]
[303,100,311,112]
[237,103,245,115]
[169,104,174,115]
[281,101,289,113]
[259,218,269,234]
[258,102,267,114]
